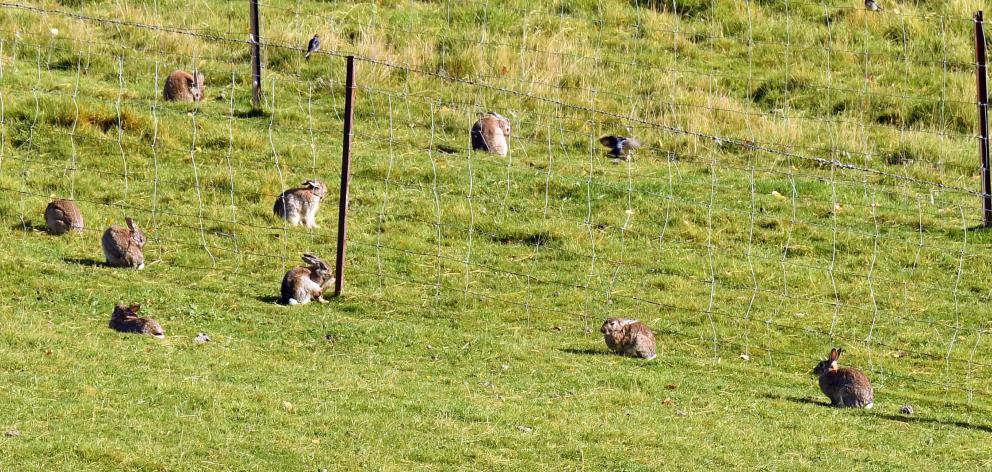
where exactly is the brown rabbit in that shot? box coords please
[163,69,204,102]
[44,199,84,235]
[813,347,874,409]
[601,318,656,359]
[471,112,511,156]
[279,253,335,305]
[109,304,164,338]
[102,217,146,269]
[273,180,327,227]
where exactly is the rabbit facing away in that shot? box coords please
[273,180,327,227]
[44,199,84,235]
[163,69,204,102]
[102,217,146,269]
[813,347,874,409]
[109,304,164,338]
[601,318,657,360]
[471,112,511,156]
[279,253,335,305]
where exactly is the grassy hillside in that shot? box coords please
[1,0,991,469]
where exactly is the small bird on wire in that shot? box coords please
[304,34,320,60]
[865,0,881,12]
[599,135,642,161]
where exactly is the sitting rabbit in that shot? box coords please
[471,112,511,156]
[273,180,327,227]
[601,317,656,359]
[44,199,84,235]
[279,253,335,305]
[163,69,204,102]
[813,347,874,408]
[102,217,146,269]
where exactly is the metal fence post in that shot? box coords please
[249,0,262,110]
[334,56,356,297]
[976,11,991,226]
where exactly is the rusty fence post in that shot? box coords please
[977,11,991,226]
[249,0,262,110]
[334,56,356,297]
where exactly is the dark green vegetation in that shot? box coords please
[1,0,991,469]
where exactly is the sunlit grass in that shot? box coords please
[0,0,991,469]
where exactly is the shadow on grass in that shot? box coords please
[234,108,270,119]
[63,257,105,267]
[255,295,284,305]
[768,393,992,433]
[872,412,992,433]
[10,221,46,232]
[771,394,831,408]
[560,347,612,356]
[434,144,461,154]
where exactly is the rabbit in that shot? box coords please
[601,317,656,360]
[102,217,146,269]
[163,69,204,102]
[471,112,511,156]
[813,347,874,409]
[279,253,335,305]
[109,304,164,338]
[44,199,84,235]
[273,180,327,227]
[599,136,642,160]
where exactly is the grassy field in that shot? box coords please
[1,0,992,469]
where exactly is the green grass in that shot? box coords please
[1,0,991,469]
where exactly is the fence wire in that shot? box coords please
[0,1,990,413]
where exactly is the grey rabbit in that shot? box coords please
[599,136,642,160]
[273,180,327,227]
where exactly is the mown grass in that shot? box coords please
[1,0,991,470]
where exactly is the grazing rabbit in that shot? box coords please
[813,347,874,409]
[109,304,164,338]
[279,253,335,305]
[601,317,656,360]
[102,217,146,269]
[599,136,642,160]
[163,69,204,102]
[273,180,327,227]
[44,199,84,235]
[471,112,511,156]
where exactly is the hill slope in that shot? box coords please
[0,1,990,469]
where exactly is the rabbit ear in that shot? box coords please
[125,217,138,232]
[128,304,141,314]
[195,71,204,87]
[828,348,840,361]
[301,253,321,265]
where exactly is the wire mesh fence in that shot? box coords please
[0,1,990,408]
